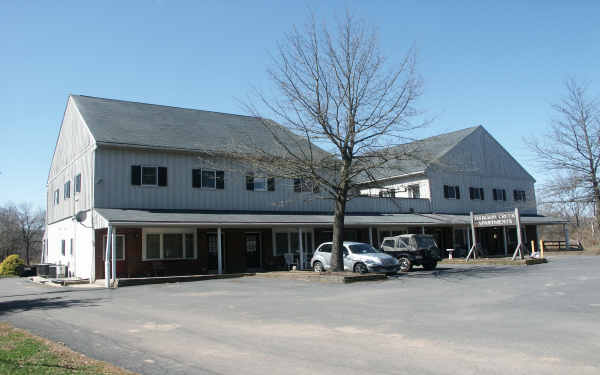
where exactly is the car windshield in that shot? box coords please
[348,244,378,254]
[415,236,437,248]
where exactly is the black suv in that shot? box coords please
[380,234,442,272]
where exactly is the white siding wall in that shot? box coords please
[45,214,95,279]
[94,147,431,214]
[427,127,537,214]
[47,98,95,224]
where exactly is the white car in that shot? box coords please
[311,241,400,274]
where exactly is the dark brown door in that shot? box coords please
[245,234,260,268]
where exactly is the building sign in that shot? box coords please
[473,212,516,227]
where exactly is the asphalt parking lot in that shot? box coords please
[1,255,599,375]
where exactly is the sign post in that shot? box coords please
[467,210,519,261]
[511,208,524,260]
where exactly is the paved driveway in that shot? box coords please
[1,256,599,375]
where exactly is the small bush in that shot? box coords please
[0,255,25,276]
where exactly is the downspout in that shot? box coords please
[111,227,116,285]
[105,225,112,288]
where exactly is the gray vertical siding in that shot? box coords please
[94,147,431,214]
[47,98,95,223]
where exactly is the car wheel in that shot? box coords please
[422,260,437,270]
[354,263,368,274]
[313,261,324,273]
[398,257,412,272]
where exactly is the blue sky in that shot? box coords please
[1,1,599,209]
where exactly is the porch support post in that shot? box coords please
[421,226,426,234]
[111,227,117,284]
[563,224,569,250]
[465,227,470,251]
[104,225,112,288]
[368,227,373,246]
[298,227,304,270]
[217,227,223,274]
[502,225,508,256]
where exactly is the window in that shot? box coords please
[102,235,125,260]
[246,175,275,191]
[469,187,485,200]
[131,165,167,186]
[408,185,420,198]
[54,189,60,205]
[318,244,332,253]
[75,174,81,193]
[143,231,196,260]
[443,185,460,199]
[61,240,65,256]
[398,238,409,248]
[191,169,225,189]
[379,189,396,198]
[70,239,73,256]
[514,190,527,201]
[293,178,319,193]
[382,239,395,248]
[493,188,507,201]
[64,181,71,199]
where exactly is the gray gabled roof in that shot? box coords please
[359,126,481,181]
[71,95,326,157]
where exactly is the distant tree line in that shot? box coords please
[0,203,45,265]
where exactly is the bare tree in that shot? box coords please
[0,203,45,264]
[528,78,600,231]
[243,12,423,271]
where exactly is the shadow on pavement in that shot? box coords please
[389,265,525,282]
[0,296,102,316]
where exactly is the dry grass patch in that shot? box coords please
[0,322,137,374]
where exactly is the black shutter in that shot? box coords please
[293,178,302,192]
[131,165,141,185]
[443,185,449,198]
[522,191,526,201]
[216,171,225,189]
[513,190,518,200]
[192,169,201,188]
[469,187,474,200]
[493,189,497,200]
[246,176,254,191]
[480,188,484,200]
[158,167,168,186]
[455,186,460,199]
[502,189,506,201]
[267,177,275,191]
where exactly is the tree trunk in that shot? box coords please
[330,194,347,272]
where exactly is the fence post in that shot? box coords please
[540,240,544,259]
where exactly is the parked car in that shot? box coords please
[380,234,442,272]
[311,241,400,274]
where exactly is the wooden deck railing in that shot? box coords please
[542,240,584,251]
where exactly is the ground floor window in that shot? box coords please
[102,234,125,260]
[143,229,196,260]
[273,229,314,267]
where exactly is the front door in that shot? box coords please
[245,234,260,268]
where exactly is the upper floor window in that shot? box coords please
[54,189,60,205]
[64,180,71,199]
[469,187,485,200]
[378,189,396,198]
[131,165,167,186]
[74,174,82,193]
[246,175,275,191]
[192,169,225,189]
[514,190,526,201]
[443,185,460,199]
[294,178,319,193]
[408,185,420,198]
[61,239,66,256]
[493,188,506,201]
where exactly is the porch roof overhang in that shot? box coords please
[95,208,567,228]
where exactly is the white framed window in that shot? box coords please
[131,165,168,187]
[254,177,267,191]
[514,190,527,201]
[70,238,74,256]
[61,239,65,256]
[74,173,82,193]
[142,228,197,260]
[54,189,60,205]
[64,181,71,199]
[293,178,319,193]
[469,187,485,200]
[192,169,225,190]
[142,166,158,186]
[443,185,460,199]
[102,234,126,260]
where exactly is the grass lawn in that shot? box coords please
[0,323,136,374]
